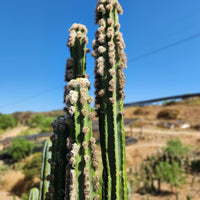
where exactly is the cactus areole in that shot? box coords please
[93,0,128,199]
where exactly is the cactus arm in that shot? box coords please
[28,188,39,200]
[64,23,100,200]
[93,0,127,199]
[39,139,52,200]
[66,24,88,81]
[47,116,69,200]
[65,78,100,200]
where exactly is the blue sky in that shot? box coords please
[0,0,200,114]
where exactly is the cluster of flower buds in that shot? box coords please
[67,23,88,47]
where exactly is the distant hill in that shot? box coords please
[11,110,64,125]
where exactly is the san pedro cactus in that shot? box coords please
[93,0,128,199]
[28,0,128,199]
[63,23,100,200]
[28,188,39,200]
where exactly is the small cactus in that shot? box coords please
[39,139,52,200]
[28,188,39,200]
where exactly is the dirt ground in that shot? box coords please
[0,100,200,199]
[0,171,24,200]
[0,127,28,151]
[126,128,200,200]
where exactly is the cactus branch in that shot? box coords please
[64,24,100,199]
[93,0,128,199]
[28,188,39,200]
[39,139,52,200]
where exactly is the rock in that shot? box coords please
[181,124,190,129]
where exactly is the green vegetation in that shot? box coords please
[28,188,39,200]
[39,117,54,133]
[164,139,190,158]
[128,139,191,194]
[28,114,54,133]
[8,137,35,160]
[23,152,42,180]
[29,115,45,128]
[0,114,16,130]
[21,193,29,200]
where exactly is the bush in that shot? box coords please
[155,161,184,190]
[133,108,149,115]
[163,139,190,159]
[28,114,53,133]
[129,139,190,194]
[157,109,179,120]
[39,117,54,133]
[8,137,35,161]
[0,114,17,130]
[23,152,42,180]
[29,114,45,128]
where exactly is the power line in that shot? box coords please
[1,32,200,110]
[128,32,200,62]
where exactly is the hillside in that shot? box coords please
[0,97,200,200]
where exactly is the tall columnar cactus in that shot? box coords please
[92,0,128,199]
[63,23,100,200]
[28,188,39,200]
[28,1,128,199]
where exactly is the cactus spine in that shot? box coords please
[93,0,128,199]
[28,188,39,200]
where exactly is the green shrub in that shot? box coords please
[28,114,53,133]
[131,139,190,194]
[28,114,45,128]
[157,109,179,120]
[155,161,184,189]
[23,152,42,180]
[39,117,54,133]
[8,137,35,161]
[21,193,28,200]
[0,114,17,130]
[164,139,191,159]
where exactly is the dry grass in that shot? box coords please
[124,98,200,125]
